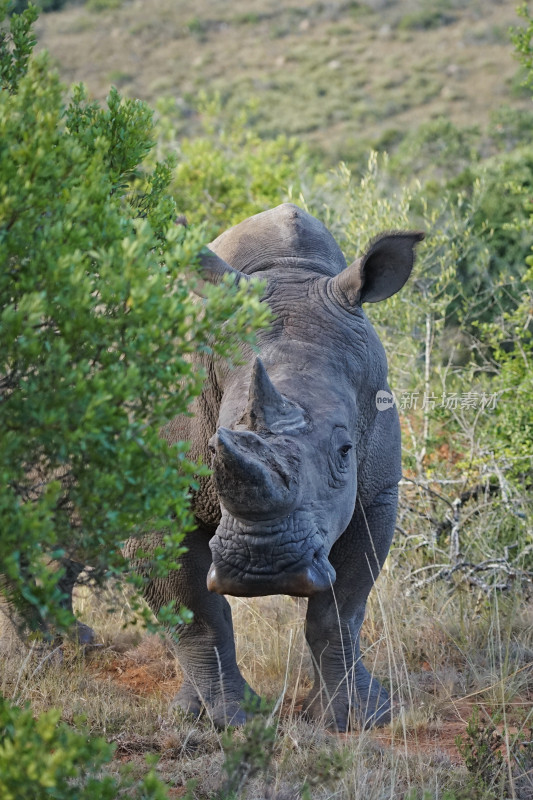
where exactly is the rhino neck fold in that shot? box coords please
[207,510,336,597]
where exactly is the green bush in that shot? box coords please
[475,244,533,492]
[389,117,481,181]
[386,115,533,321]
[0,3,268,634]
[157,94,311,232]
[512,3,533,91]
[7,0,69,13]
[464,146,533,295]
[0,697,169,799]
[487,106,533,153]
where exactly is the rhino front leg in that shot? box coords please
[56,559,97,645]
[126,525,257,727]
[303,486,397,731]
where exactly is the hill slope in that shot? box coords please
[36,0,529,163]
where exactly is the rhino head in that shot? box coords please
[193,204,423,599]
[207,356,337,596]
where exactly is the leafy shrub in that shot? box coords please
[456,706,507,796]
[456,705,533,799]
[476,266,533,489]
[0,4,268,634]
[389,117,481,181]
[0,696,169,799]
[0,0,36,88]
[463,146,533,294]
[479,5,533,488]
[7,0,69,13]
[512,3,533,91]
[389,116,533,319]
[156,94,311,232]
[487,106,533,153]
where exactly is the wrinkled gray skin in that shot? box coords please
[124,204,424,732]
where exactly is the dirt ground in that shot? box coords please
[91,642,469,766]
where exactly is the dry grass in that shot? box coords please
[2,562,531,798]
[34,0,530,165]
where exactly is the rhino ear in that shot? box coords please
[188,247,249,295]
[332,231,425,307]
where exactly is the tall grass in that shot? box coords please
[2,553,531,798]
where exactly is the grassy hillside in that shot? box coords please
[35,0,530,164]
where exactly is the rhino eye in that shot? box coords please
[328,428,353,487]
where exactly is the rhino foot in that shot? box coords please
[357,686,391,730]
[302,682,391,732]
[173,681,261,728]
[72,621,98,647]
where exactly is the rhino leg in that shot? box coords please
[303,486,397,731]
[56,560,97,645]
[129,524,258,727]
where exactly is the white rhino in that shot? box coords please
[124,203,424,731]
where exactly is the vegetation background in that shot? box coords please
[1,0,533,798]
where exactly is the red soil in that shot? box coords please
[91,645,470,764]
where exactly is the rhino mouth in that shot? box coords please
[207,511,336,597]
[207,551,335,597]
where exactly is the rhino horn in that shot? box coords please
[189,247,249,295]
[331,230,425,307]
[212,427,298,520]
[241,358,307,435]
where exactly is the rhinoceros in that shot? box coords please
[125,203,424,731]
